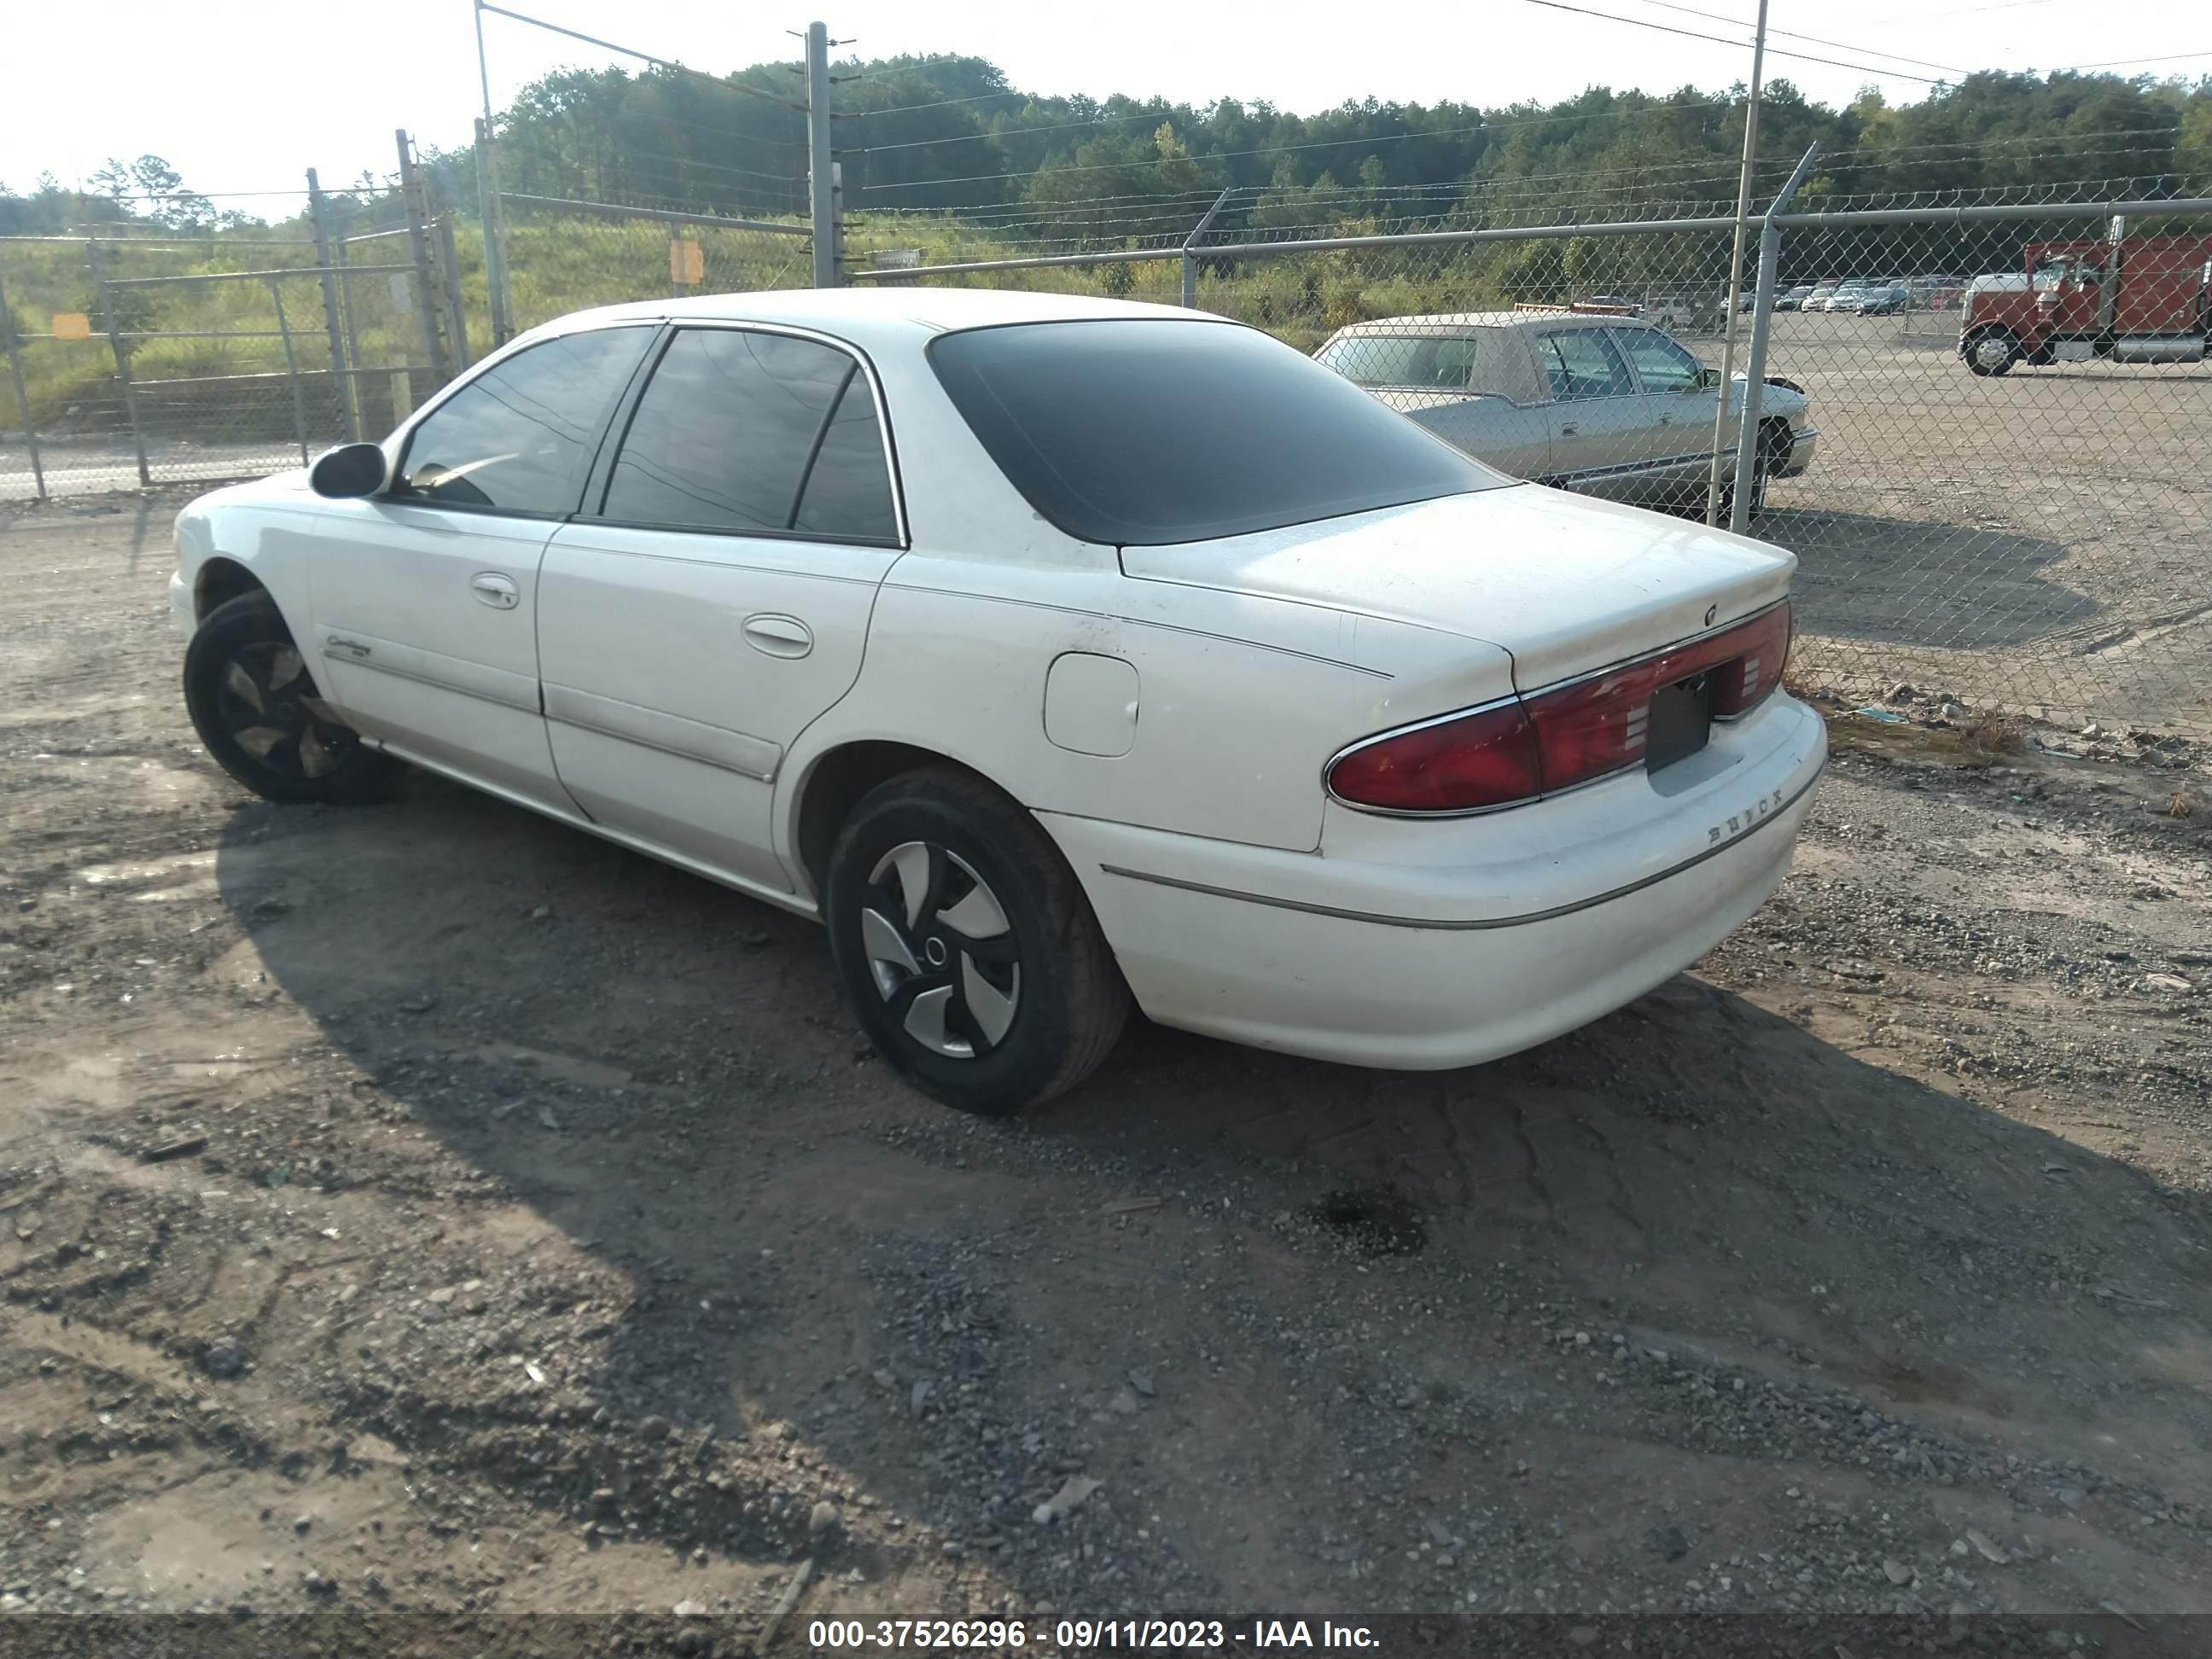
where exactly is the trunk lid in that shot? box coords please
[1118,483,1795,691]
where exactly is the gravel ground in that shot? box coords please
[3,493,2210,1645]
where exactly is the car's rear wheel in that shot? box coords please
[183,591,404,805]
[824,768,1129,1115]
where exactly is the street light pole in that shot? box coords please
[1705,0,1770,526]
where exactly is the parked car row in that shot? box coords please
[1773,277,1961,312]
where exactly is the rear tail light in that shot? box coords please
[1327,602,1791,813]
[1706,602,1791,715]
[1324,701,1542,815]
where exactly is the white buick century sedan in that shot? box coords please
[172,290,1825,1114]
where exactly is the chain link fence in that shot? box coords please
[850,194,2212,736]
[494,195,812,334]
[0,219,452,500]
[9,172,2206,735]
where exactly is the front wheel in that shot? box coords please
[183,591,405,805]
[824,768,1130,1115]
[1964,329,2019,377]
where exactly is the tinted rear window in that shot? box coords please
[928,318,1506,547]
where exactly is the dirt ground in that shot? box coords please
[3,494,2211,1646]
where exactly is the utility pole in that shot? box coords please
[806,20,836,288]
[1705,0,1770,527]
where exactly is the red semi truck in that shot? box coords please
[1960,218,2212,376]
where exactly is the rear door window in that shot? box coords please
[598,328,899,542]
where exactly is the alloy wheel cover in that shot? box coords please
[859,841,1022,1060]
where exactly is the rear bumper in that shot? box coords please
[1041,694,1825,1070]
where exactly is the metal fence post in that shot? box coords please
[341,240,370,431]
[474,116,515,346]
[471,1,515,345]
[395,130,451,379]
[1729,144,1821,536]
[1706,0,1772,526]
[806,21,835,288]
[266,276,311,467]
[434,212,471,367]
[0,269,47,501]
[86,239,150,486]
[306,169,358,442]
[1181,188,1234,309]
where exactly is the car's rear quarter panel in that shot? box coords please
[781,555,1519,868]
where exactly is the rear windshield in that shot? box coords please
[928,318,1507,547]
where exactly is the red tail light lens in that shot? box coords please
[1327,602,1791,813]
[1707,602,1791,716]
[1324,701,1542,813]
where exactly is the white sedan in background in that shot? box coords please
[172,291,1825,1114]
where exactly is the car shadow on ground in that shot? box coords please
[1755,504,2092,651]
[213,774,2212,1606]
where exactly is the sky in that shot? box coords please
[0,0,2200,207]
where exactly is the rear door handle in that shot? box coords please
[1557,422,1578,436]
[470,572,520,610]
[743,614,814,659]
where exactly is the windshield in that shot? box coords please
[928,318,1510,548]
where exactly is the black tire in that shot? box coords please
[1963,329,2018,378]
[183,591,405,805]
[824,767,1129,1115]
[1757,418,1794,480]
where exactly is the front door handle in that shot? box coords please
[1557,422,1578,436]
[470,572,520,610]
[742,614,814,659]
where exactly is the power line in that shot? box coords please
[594,143,806,188]
[858,91,1763,194]
[612,105,812,153]
[1616,0,1972,75]
[77,189,316,201]
[845,113,1147,155]
[1866,0,2051,22]
[2053,49,2212,72]
[1518,0,1944,83]
[835,81,1030,118]
[476,3,810,112]
[1778,125,2180,162]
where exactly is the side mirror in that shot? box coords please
[1692,366,1725,390]
[309,442,387,499]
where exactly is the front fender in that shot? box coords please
[171,476,325,649]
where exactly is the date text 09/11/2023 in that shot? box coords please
[806,1617,1382,1649]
